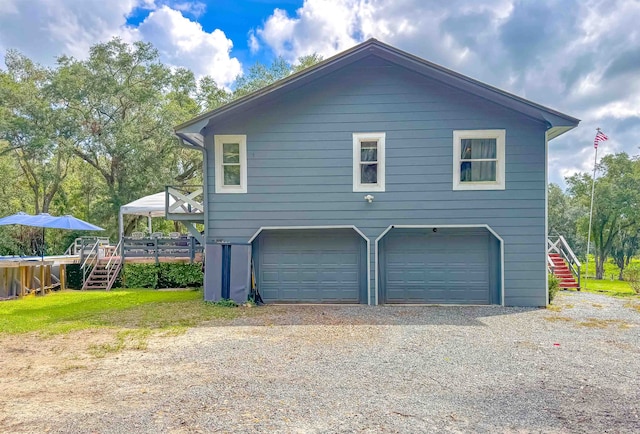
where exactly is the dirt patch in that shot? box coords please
[578,318,634,329]
[544,315,573,322]
[625,301,640,313]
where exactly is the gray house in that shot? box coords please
[173,39,579,307]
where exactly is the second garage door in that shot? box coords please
[257,229,364,303]
[382,228,494,304]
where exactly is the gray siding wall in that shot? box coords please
[203,56,548,306]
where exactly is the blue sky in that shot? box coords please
[125,0,304,66]
[1,0,639,187]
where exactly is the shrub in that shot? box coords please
[123,264,158,288]
[158,263,203,288]
[65,264,83,289]
[548,274,560,303]
[622,264,640,294]
[122,263,203,289]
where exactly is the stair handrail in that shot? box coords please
[104,239,122,271]
[64,242,74,256]
[81,239,100,289]
[81,239,99,270]
[558,236,581,267]
[103,239,123,291]
[547,235,581,288]
[547,255,555,273]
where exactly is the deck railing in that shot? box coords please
[166,185,204,218]
[65,236,110,255]
[122,236,203,264]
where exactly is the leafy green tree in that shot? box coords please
[293,53,324,73]
[232,54,323,98]
[566,153,640,279]
[197,76,231,111]
[50,38,204,234]
[0,51,74,214]
[547,183,585,255]
[610,226,639,280]
[0,38,320,245]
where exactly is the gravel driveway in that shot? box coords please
[2,291,639,433]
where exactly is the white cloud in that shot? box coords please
[0,0,241,86]
[135,6,241,86]
[0,0,142,63]
[163,1,207,18]
[248,30,260,54]
[255,1,366,62]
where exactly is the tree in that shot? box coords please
[566,153,640,279]
[547,183,585,255]
[232,54,323,98]
[197,76,231,112]
[292,53,324,73]
[51,38,203,233]
[0,50,74,214]
[610,226,639,280]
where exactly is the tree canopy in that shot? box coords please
[0,38,322,254]
[558,153,640,279]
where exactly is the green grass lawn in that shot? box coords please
[0,289,246,335]
[580,278,637,297]
[572,256,639,297]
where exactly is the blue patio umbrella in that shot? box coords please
[0,212,103,257]
[0,212,39,226]
[45,215,104,231]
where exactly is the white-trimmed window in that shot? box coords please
[453,129,505,190]
[214,135,247,193]
[353,132,385,192]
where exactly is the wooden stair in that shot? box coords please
[548,253,579,290]
[82,260,121,290]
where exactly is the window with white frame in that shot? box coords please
[353,132,385,192]
[214,135,247,193]
[453,129,505,190]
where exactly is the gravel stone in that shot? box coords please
[3,291,639,433]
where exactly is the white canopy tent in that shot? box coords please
[119,192,179,238]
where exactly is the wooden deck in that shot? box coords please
[1,235,205,298]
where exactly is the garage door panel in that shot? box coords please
[259,230,361,303]
[384,229,491,304]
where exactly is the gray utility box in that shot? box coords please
[204,243,251,303]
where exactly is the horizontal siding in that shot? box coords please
[205,56,549,306]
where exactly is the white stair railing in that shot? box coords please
[80,240,100,289]
[103,239,123,291]
[547,235,581,288]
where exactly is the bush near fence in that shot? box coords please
[122,263,203,289]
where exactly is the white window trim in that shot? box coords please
[353,132,385,192]
[453,129,505,191]
[214,134,247,194]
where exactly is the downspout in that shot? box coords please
[175,132,208,244]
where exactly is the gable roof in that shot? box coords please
[175,39,579,144]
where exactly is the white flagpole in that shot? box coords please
[585,128,601,290]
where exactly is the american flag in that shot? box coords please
[594,130,608,148]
